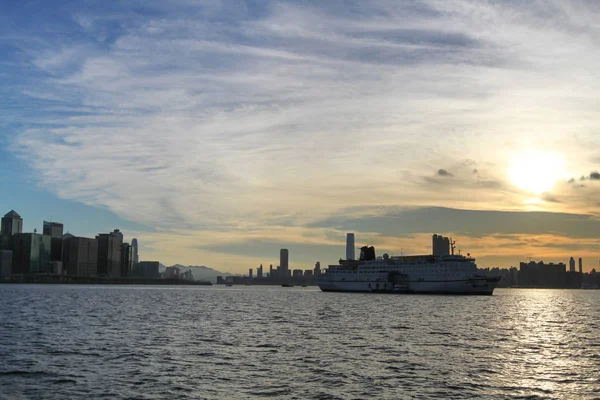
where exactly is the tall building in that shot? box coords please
[569,257,576,272]
[121,243,133,277]
[96,229,123,277]
[346,233,355,260]
[63,236,98,276]
[1,210,23,237]
[579,257,583,274]
[43,221,64,262]
[248,268,253,279]
[42,221,63,238]
[10,233,51,274]
[432,234,451,256]
[314,261,321,275]
[280,249,289,278]
[133,261,160,278]
[257,264,263,278]
[0,250,12,277]
[131,238,139,264]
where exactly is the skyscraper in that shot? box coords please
[63,236,98,276]
[248,268,253,279]
[96,229,123,277]
[569,257,575,272]
[280,249,289,278]
[579,257,583,274]
[131,238,139,264]
[1,210,23,237]
[346,233,355,260]
[257,264,263,278]
[43,221,64,262]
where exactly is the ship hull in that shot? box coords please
[318,277,500,295]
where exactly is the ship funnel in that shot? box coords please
[346,233,355,260]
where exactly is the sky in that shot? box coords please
[2,0,600,273]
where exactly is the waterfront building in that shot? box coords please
[293,269,303,278]
[569,257,576,272]
[269,264,273,276]
[165,266,180,278]
[280,249,289,278]
[579,257,583,274]
[257,264,263,278]
[304,269,313,277]
[43,221,64,262]
[1,210,23,237]
[432,234,451,256]
[63,236,98,276]
[133,261,160,278]
[346,233,355,260]
[121,243,133,277]
[248,268,253,279]
[131,238,139,264]
[519,261,567,288]
[314,261,321,276]
[96,229,123,277]
[0,250,12,277]
[10,233,51,274]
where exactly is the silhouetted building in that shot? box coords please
[346,233,355,260]
[43,221,64,262]
[569,257,575,272]
[10,233,51,274]
[432,234,451,256]
[133,261,160,278]
[314,261,321,275]
[120,243,133,277]
[519,261,567,288]
[165,266,180,278]
[257,264,263,278]
[63,236,98,276]
[96,229,123,277]
[131,238,139,264]
[304,269,313,277]
[269,264,273,276]
[1,210,23,237]
[0,250,12,277]
[280,249,289,278]
[248,268,253,279]
[579,257,583,274]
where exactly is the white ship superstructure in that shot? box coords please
[317,234,500,295]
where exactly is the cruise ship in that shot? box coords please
[317,234,500,295]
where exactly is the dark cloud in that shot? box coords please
[541,194,561,203]
[309,206,600,239]
[437,169,453,177]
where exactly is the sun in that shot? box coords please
[508,150,566,194]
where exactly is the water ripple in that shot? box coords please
[0,285,599,399]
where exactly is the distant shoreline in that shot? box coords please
[0,275,212,285]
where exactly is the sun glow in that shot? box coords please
[508,151,566,194]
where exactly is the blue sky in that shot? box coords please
[3,1,600,272]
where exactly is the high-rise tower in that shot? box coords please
[131,238,139,264]
[280,249,289,278]
[569,257,575,272]
[1,210,23,237]
[346,233,355,260]
[579,257,583,274]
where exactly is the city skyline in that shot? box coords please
[3,1,600,273]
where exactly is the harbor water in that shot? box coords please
[1,285,599,399]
